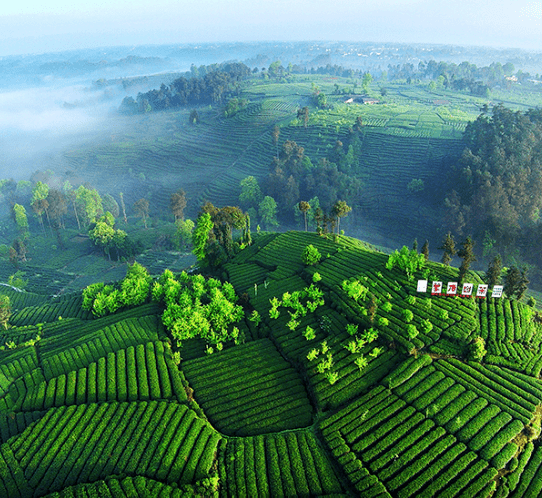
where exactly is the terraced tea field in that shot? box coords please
[1,230,542,496]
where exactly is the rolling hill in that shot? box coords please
[0,230,541,497]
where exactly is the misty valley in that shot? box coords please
[2,40,542,497]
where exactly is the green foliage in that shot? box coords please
[158,270,244,350]
[402,309,414,323]
[469,336,487,361]
[407,178,425,193]
[192,212,213,262]
[8,270,28,290]
[406,324,419,339]
[0,295,11,329]
[303,325,316,341]
[386,246,425,279]
[302,244,321,265]
[258,196,279,229]
[249,310,261,326]
[239,176,263,209]
[346,323,358,336]
[13,204,29,234]
[173,219,195,251]
[81,262,151,316]
[439,232,457,266]
[503,266,529,300]
[342,279,368,301]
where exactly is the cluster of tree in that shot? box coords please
[192,203,251,267]
[262,127,363,224]
[387,60,517,88]
[438,232,531,299]
[119,63,251,114]
[444,105,542,270]
[154,270,244,353]
[82,265,245,353]
[88,212,140,261]
[82,262,153,316]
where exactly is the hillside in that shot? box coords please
[0,231,541,496]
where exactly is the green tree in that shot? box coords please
[170,190,187,221]
[421,240,430,261]
[298,201,310,231]
[192,212,213,262]
[297,106,309,128]
[31,181,50,232]
[272,125,280,158]
[457,236,476,283]
[386,246,426,279]
[174,218,195,251]
[13,204,29,236]
[133,198,150,228]
[75,185,103,227]
[189,109,199,125]
[102,194,120,219]
[302,244,321,266]
[439,232,456,266]
[120,262,152,306]
[63,181,81,230]
[486,254,503,288]
[239,176,262,209]
[331,200,352,234]
[503,266,529,300]
[0,295,11,330]
[258,196,279,230]
[362,72,373,93]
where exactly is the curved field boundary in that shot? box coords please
[183,339,312,436]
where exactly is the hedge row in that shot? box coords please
[17,341,184,411]
[184,339,312,435]
[8,401,220,494]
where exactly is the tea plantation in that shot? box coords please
[1,230,542,497]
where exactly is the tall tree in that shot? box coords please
[63,181,80,230]
[258,196,279,230]
[118,192,128,224]
[297,106,309,128]
[170,190,187,221]
[438,232,456,266]
[298,201,310,232]
[332,200,352,234]
[102,194,120,219]
[239,177,262,210]
[0,295,11,330]
[75,186,103,227]
[47,189,68,229]
[272,125,280,158]
[504,266,530,300]
[421,240,430,261]
[457,236,476,283]
[12,204,29,237]
[133,198,150,228]
[486,254,503,288]
[31,181,50,233]
[192,212,213,262]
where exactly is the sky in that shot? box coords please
[1,0,542,56]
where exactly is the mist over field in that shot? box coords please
[0,83,113,177]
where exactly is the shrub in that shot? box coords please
[302,245,321,265]
[407,324,419,339]
[402,309,414,323]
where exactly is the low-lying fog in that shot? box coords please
[0,77,154,180]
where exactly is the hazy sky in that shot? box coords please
[1,0,542,56]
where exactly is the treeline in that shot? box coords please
[119,62,251,114]
[443,104,542,273]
